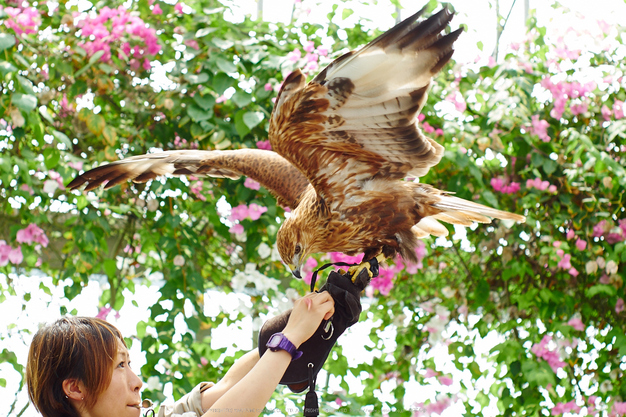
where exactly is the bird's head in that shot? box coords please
[276,215,315,279]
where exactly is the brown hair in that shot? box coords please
[25,317,126,417]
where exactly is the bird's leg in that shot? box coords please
[347,252,388,282]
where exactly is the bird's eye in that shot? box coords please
[294,244,301,255]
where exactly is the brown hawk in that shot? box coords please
[69,7,525,279]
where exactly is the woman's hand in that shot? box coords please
[281,292,335,348]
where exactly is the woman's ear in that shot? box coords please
[62,378,86,401]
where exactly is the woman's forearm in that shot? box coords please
[200,349,261,411]
[202,349,292,417]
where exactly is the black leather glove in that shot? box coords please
[258,267,370,392]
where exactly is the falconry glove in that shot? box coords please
[258,266,371,393]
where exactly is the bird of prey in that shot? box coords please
[69,7,525,280]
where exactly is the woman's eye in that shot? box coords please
[118,361,126,368]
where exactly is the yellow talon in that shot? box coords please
[347,253,387,280]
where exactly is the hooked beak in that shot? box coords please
[288,264,302,279]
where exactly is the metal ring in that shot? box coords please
[308,362,314,368]
[321,322,334,340]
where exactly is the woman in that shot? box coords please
[26,292,335,417]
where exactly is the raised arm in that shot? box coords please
[202,292,334,417]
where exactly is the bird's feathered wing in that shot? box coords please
[67,149,310,209]
[269,8,460,202]
[269,7,524,234]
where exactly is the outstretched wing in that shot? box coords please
[67,149,310,209]
[269,7,461,203]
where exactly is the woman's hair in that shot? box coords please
[25,317,126,417]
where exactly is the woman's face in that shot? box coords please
[86,340,143,417]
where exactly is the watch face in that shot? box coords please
[267,333,284,349]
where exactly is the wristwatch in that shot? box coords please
[266,332,303,361]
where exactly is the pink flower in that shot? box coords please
[613,401,626,415]
[446,92,466,112]
[557,253,572,270]
[229,224,244,234]
[304,41,315,53]
[68,161,84,171]
[602,105,612,121]
[370,270,394,295]
[256,140,272,150]
[200,357,209,366]
[567,318,584,331]
[530,115,550,142]
[189,181,206,201]
[244,178,261,191]
[16,223,49,247]
[0,241,11,267]
[551,400,580,416]
[574,238,587,251]
[96,306,113,320]
[568,267,579,277]
[438,376,453,386]
[287,48,301,62]
[423,368,438,378]
[316,46,328,56]
[302,257,318,285]
[616,298,625,314]
[230,204,249,221]
[3,7,41,36]
[422,122,435,134]
[185,39,199,50]
[591,220,609,238]
[152,4,163,15]
[247,203,267,220]
[175,3,184,14]
[8,246,23,265]
[570,102,588,116]
[615,100,625,119]
[531,335,565,373]
[491,177,520,194]
[553,241,561,248]
[566,229,575,240]
[264,83,273,91]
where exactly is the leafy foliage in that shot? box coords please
[0,0,625,416]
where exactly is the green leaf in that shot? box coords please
[192,94,216,111]
[0,61,17,76]
[75,50,105,77]
[39,106,54,124]
[184,73,209,84]
[12,93,37,111]
[342,8,354,20]
[216,58,237,74]
[242,111,264,130]
[51,129,72,149]
[473,279,490,306]
[196,27,217,38]
[17,75,35,95]
[212,73,234,95]
[234,111,250,137]
[86,113,105,135]
[585,284,616,298]
[231,91,251,108]
[0,33,15,52]
[187,104,213,122]
[43,148,60,169]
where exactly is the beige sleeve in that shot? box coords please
[156,382,215,417]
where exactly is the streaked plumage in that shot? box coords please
[69,8,525,279]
